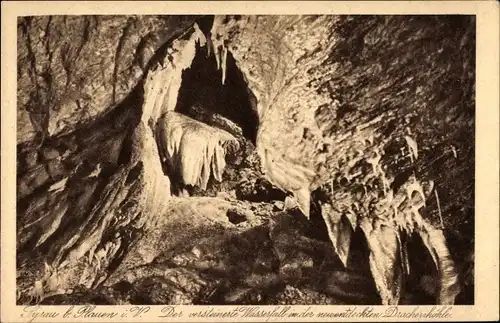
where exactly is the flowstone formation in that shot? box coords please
[16,15,474,305]
[157,111,239,192]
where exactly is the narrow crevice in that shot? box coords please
[400,232,440,304]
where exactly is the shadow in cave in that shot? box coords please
[308,191,381,304]
[308,188,448,304]
[400,231,440,304]
[174,40,259,144]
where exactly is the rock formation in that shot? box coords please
[16,15,475,305]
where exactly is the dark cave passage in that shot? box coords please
[175,40,259,144]
[401,231,440,304]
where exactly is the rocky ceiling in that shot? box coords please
[16,15,474,305]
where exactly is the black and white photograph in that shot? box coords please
[12,12,479,308]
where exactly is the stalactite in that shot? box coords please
[221,45,228,84]
[360,216,404,305]
[260,147,316,218]
[142,23,207,123]
[320,204,353,267]
[210,16,234,85]
[20,22,213,301]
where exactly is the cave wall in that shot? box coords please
[17,15,197,146]
[16,15,202,301]
[212,15,475,303]
[213,15,474,222]
[15,15,475,305]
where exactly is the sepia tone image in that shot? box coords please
[16,15,475,306]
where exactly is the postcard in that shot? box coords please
[1,1,499,322]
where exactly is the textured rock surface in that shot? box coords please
[17,15,474,305]
[17,15,197,145]
[211,15,474,304]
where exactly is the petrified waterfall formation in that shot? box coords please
[17,15,474,305]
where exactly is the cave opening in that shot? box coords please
[175,40,259,144]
